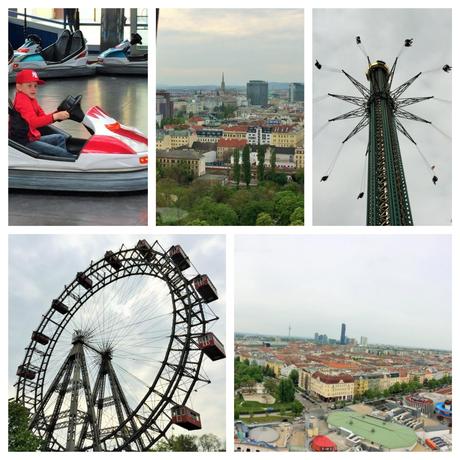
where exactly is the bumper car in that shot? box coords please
[13,34,42,58]
[96,33,147,76]
[9,30,96,83]
[9,95,147,193]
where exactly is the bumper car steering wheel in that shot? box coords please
[57,95,84,123]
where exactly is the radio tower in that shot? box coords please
[316,37,451,225]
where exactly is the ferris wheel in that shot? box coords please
[15,240,225,451]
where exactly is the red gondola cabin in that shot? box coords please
[171,405,202,431]
[104,250,122,271]
[197,333,226,361]
[76,272,93,290]
[168,245,191,271]
[32,331,50,345]
[52,299,69,314]
[193,275,218,303]
[16,365,36,380]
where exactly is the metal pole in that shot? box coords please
[130,9,137,36]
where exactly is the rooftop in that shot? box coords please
[217,138,247,148]
[157,149,203,160]
[327,411,418,450]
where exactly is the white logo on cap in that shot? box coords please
[32,71,38,79]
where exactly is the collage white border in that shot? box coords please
[2,0,457,458]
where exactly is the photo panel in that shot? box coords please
[156,8,304,226]
[234,234,452,452]
[313,9,452,226]
[8,8,148,226]
[9,234,226,451]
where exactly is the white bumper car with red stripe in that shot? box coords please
[8,30,95,83]
[9,95,147,192]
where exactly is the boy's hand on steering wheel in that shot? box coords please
[53,111,70,121]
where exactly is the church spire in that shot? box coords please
[221,72,225,93]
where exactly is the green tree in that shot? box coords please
[277,378,295,403]
[256,212,274,226]
[289,369,299,386]
[257,145,265,182]
[188,197,238,226]
[292,399,304,416]
[270,148,276,171]
[274,191,304,225]
[169,434,198,451]
[264,378,278,397]
[233,149,241,188]
[199,433,222,452]
[8,401,42,452]
[242,144,251,187]
[290,207,304,225]
[151,439,172,451]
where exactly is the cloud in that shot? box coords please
[157,9,304,85]
[235,234,451,350]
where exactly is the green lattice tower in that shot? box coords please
[366,61,413,226]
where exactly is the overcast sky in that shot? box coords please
[235,235,451,350]
[9,234,226,442]
[313,9,452,225]
[157,9,304,86]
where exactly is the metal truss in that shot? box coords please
[395,119,417,145]
[337,116,368,144]
[396,96,433,108]
[396,108,431,124]
[391,72,422,99]
[342,70,370,97]
[329,107,367,122]
[328,93,366,107]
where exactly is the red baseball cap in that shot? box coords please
[16,69,45,85]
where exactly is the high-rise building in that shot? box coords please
[340,323,346,345]
[360,336,368,347]
[289,82,304,102]
[156,91,174,120]
[247,80,268,106]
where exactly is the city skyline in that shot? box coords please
[235,235,451,350]
[234,329,452,352]
[157,9,304,85]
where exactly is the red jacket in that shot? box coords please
[13,91,54,142]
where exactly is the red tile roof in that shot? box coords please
[217,138,247,149]
[223,125,248,132]
[312,372,354,384]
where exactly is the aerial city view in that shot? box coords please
[234,235,452,452]
[156,9,304,225]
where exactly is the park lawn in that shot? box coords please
[235,397,296,414]
[239,413,295,424]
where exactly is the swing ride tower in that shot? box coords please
[366,61,412,225]
[319,37,450,226]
